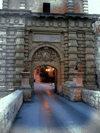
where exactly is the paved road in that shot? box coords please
[10,83,100,133]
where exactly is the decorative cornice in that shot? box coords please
[0,9,99,21]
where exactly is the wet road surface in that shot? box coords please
[10,83,100,133]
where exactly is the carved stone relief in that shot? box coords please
[32,47,60,62]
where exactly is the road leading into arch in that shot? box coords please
[10,83,100,133]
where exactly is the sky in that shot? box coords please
[0,0,100,14]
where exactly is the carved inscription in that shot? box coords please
[33,34,60,42]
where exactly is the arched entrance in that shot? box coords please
[34,65,57,92]
[30,46,64,93]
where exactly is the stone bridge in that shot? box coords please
[0,83,100,133]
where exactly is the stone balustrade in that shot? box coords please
[82,89,100,109]
[0,90,23,133]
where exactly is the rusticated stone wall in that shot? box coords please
[67,19,97,90]
[0,10,29,91]
[0,10,97,94]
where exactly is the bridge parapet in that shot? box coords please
[82,89,100,110]
[0,90,23,133]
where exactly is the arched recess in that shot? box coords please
[30,46,64,93]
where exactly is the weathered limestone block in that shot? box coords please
[7,30,15,36]
[85,75,96,81]
[86,41,94,47]
[16,38,24,44]
[69,33,77,39]
[68,47,77,53]
[69,61,77,67]
[20,72,32,102]
[63,66,84,101]
[85,46,97,90]
[69,40,78,47]
[85,54,95,60]
[86,48,94,54]
[16,45,24,51]
[16,53,24,58]
[15,68,24,73]
[69,54,77,60]
[86,61,95,67]
[0,60,6,66]
[82,89,100,110]
[0,69,6,74]
[85,34,94,40]
[0,31,6,36]
[17,31,25,36]
[0,38,6,44]
[16,60,23,66]
[7,38,15,43]
[85,84,97,90]
[0,90,23,133]
[85,68,95,74]
[62,82,83,101]
[0,75,5,82]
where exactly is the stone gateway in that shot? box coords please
[0,0,99,98]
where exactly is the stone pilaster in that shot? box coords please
[68,31,78,81]
[85,32,97,89]
[68,0,73,12]
[83,0,88,13]
[15,30,25,89]
[0,29,6,91]
[24,30,30,59]
[3,0,9,9]
[6,28,17,91]
[64,32,69,81]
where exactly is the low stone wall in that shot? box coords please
[0,90,23,133]
[82,89,100,109]
[62,83,83,101]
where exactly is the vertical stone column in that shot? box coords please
[15,30,25,89]
[0,29,6,91]
[20,71,32,101]
[3,0,9,9]
[68,31,78,81]
[64,32,69,81]
[85,32,97,89]
[68,0,73,12]
[61,61,65,85]
[6,29,16,91]
[83,0,88,13]
[24,30,30,59]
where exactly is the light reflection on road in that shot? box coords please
[10,83,100,133]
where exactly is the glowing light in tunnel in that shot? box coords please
[45,68,50,72]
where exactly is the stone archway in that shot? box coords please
[30,46,64,93]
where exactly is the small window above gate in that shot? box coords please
[43,3,50,13]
